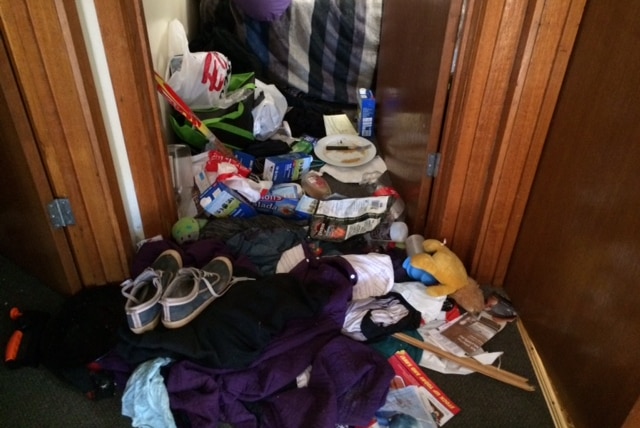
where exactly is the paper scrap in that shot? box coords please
[323,114,358,136]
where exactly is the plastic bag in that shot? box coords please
[252,79,288,141]
[170,72,258,151]
[166,19,231,109]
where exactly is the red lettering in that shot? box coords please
[201,52,225,92]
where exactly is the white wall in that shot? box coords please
[74,0,196,244]
[142,0,199,141]
[142,0,198,73]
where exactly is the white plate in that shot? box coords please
[314,134,376,167]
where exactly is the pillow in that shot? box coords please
[233,0,292,21]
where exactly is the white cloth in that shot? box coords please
[277,248,394,301]
[341,253,394,300]
[122,357,175,428]
[275,244,307,273]
[391,281,446,323]
[342,295,410,341]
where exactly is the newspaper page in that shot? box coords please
[436,312,505,356]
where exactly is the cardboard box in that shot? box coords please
[357,88,375,137]
[233,150,255,171]
[253,194,311,220]
[253,184,312,220]
[199,182,257,218]
[262,152,313,184]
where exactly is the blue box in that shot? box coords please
[262,152,313,184]
[357,88,375,137]
[199,182,257,218]
[233,150,255,171]
[253,194,311,220]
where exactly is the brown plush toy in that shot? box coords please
[450,277,485,314]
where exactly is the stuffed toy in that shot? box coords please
[171,217,208,245]
[450,277,485,314]
[403,239,469,297]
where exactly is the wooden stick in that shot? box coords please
[392,332,536,392]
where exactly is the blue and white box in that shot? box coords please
[199,182,257,218]
[357,88,375,137]
[262,152,313,184]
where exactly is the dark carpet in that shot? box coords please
[0,254,555,427]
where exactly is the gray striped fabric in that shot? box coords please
[237,0,383,104]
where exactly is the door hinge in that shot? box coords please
[426,152,441,178]
[47,198,76,228]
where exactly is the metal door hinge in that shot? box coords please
[47,198,76,228]
[426,152,441,178]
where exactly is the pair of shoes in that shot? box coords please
[121,252,235,333]
[121,250,182,334]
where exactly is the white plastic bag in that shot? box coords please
[166,19,231,109]
[252,79,288,140]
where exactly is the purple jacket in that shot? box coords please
[165,246,394,427]
[113,238,393,427]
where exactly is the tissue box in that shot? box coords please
[199,182,257,218]
[262,152,313,184]
[253,194,311,220]
[253,183,311,220]
[356,88,375,137]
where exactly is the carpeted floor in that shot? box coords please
[0,255,130,427]
[0,254,555,427]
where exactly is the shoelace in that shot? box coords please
[178,267,222,297]
[177,267,256,297]
[120,268,163,304]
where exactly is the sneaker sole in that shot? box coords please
[129,314,160,334]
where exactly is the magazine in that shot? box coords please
[437,311,505,356]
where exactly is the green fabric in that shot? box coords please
[368,329,424,361]
[170,72,257,151]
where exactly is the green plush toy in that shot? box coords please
[408,239,469,297]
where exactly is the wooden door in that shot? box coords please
[375,0,585,290]
[504,0,640,426]
[0,33,80,295]
[375,0,463,233]
[0,0,133,292]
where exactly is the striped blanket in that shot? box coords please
[233,0,384,105]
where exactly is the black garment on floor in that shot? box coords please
[116,273,331,369]
[37,285,126,399]
[39,285,126,370]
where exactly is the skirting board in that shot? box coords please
[517,320,574,428]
